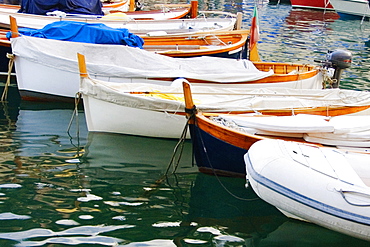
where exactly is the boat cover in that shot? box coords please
[11,21,144,48]
[11,35,274,82]
[18,0,104,15]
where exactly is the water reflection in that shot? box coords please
[1,2,370,245]
[82,132,196,177]
[284,8,339,32]
[258,220,369,246]
[185,173,287,245]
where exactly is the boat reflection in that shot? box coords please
[258,219,370,246]
[14,101,87,158]
[182,173,287,245]
[284,8,339,31]
[82,131,196,178]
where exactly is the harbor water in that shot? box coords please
[1,1,370,246]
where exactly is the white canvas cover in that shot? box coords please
[11,35,274,83]
[79,76,370,113]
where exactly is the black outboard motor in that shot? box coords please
[319,49,352,88]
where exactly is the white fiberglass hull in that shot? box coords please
[245,139,370,241]
[330,0,370,17]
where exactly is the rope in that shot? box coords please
[321,67,336,89]
[67,92,83,157]
[194,115,259,201]
[141,119,190,198]
[164,120,189,176]
[1,53,15,102]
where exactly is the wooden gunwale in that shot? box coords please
[0,29,10,47]
[124,7,190,18]
[162,104,370,117]
[0,4,19,10]
[102,0,129,8]
[143,30,248,57]
[194,112,325,150]
[149,62,319,84]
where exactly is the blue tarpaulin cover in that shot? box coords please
[18,0,104,15]
[8,21,144,48]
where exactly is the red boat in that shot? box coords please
[291,0,334,10]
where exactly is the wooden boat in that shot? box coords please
[0,0,131,12]
[329,0,370,18]
[79,55,370,139]
[0,10,238,34]
[8,16,247,58]
[183,81,370,177]
[245,139,370,241]
[9,28,329,102]
[0,0,197,29]
[291,0,333,10]
[141,30,248,58]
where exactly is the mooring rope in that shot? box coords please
[1,53,15,102]
[193,113,259,201]
[67,92,82,157]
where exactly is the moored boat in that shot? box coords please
[8,26,329,101]
[182,81,370,177]
[0,0,197,29]
[78,54,370,139]
[291,0,333,10]
[329,0,370,18]
[245,139,370,241]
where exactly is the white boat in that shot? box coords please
[330,0,370,18]
[245,139,370,241]
[79,60,370,139]
[10,34,326,102]
[0,1,196,27]
[0,10,238,34]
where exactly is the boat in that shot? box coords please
[290,0,333,10]
[9,29,332,102]
[8,18,247,57]
[182,80,370,177]
[0,11,239,75]
[329,0,370,18]
[0,11,239,34]
[79,57,370,139]
[0,0,197,29]
[245,138,370,241]
[0,0,131,13]
[76,53,269,138]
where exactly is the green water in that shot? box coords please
[1,1,370,246]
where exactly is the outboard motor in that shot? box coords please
[318,49,352,88]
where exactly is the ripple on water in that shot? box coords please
[0,212,31,220]
[0,183,22,189]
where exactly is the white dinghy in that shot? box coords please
[245,139,370,241]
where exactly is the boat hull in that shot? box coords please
[330,0,370,17]
[83,94,189,139]
[291,0,333,10]
[189,105,370,177]
[189,114,265,177]
[245,139,370,241]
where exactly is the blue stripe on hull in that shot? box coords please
[247,154,370,226]
[189,124,247,177]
